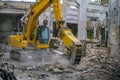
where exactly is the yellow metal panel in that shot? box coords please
[53,0,63,21]
[21,40,28,48]
[9,35,23,48]
[9,35,21,48]
[36,40,49,48]
[61,29,80,48]
[9,34,27,48]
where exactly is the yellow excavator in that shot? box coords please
[9,0,82,65]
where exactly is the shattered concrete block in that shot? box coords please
[52,68,63,73]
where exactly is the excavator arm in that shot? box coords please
[52,0,82,64]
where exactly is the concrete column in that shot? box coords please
[109,0,120,56]
[78,0,88,40]
[62,0,67,22]
[49,8,54,39]
[77,0,89,56]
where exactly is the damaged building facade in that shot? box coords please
[0,0,119,80]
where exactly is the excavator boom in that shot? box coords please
[53,0,63,21]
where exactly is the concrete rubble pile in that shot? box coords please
[0,44,120,80]
[74,44,120,80]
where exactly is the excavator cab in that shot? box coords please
[36,26,49,48]
[37,26,49,44]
